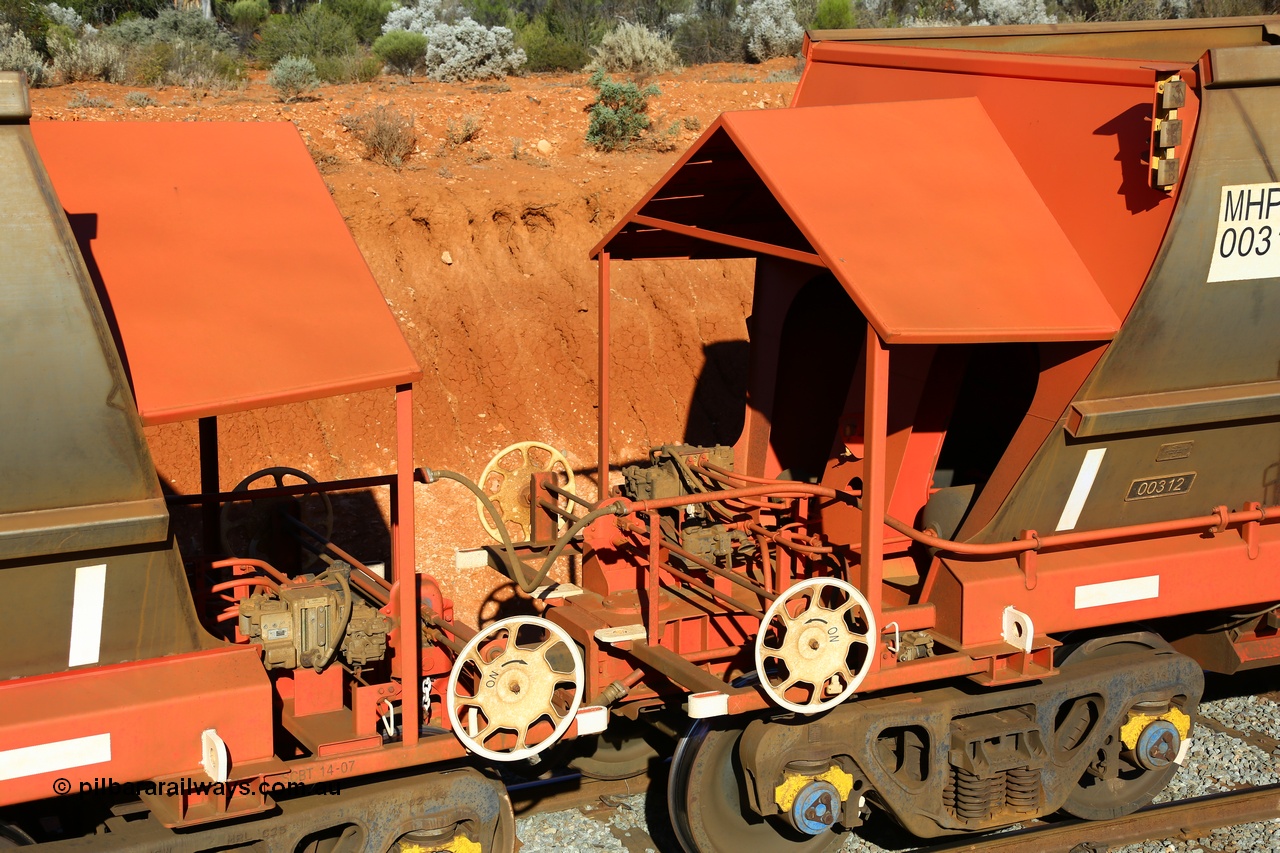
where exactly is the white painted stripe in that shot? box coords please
[68,564,106,667]
[1074,575,1160,609]
[1056,448,1106,531]
[0,733,111,781]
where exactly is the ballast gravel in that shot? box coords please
[515,692,1280,853]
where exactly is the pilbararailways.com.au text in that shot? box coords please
[52,777,340,797]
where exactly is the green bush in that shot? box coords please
[103,9,234,51]
[162,39,243,88]
[585,69,658,151]
[124,89,156,105]
[228,0,267,43]
[0,22,49,85]
[463,0,514,27]
[256,6,358,64]
[0,0,51,53]
[811,0,853,28]
[268,54,318,100]
[59,0,164,28]
[516,16,588,71]
[672,7,741,64]
[372,28,424,76]
[590,21,680,75]
[120,39,169,83]
[313,51,381,82]
[50,33,126,82]
[326,0,392,44]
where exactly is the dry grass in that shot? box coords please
[340,105,417,169]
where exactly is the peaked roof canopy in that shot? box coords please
[593,98,1121,344]
[32,122,422,426]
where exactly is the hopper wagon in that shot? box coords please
[0,73,600,852]
[493,14,1280,852]
[2,13,1280,853]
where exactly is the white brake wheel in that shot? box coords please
[446,616,584,762]
[477,441,575,543]
[754,577,875,715]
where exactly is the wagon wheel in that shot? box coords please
[446,616,584,762]
[669,715,843,853]
[1058,633,1195,821]
[476,441,575,544]
[0,821,34,846]
[754,577,875,715]
[220,466,334,571]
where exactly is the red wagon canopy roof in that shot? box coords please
[593,98,1121,344]
[31,121,422,426]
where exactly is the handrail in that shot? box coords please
[884,503,1279,558]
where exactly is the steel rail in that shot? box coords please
[922,784,1280,853]
[513,775,1280,853]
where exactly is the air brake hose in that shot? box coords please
[417,467,627,595]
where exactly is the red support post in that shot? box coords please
[861,326,888,627]
[393,383,419,747]
[598,252,611,502]
[647,511,661,642]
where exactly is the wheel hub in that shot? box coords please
[789,780,841,836]
[1118,706,1190,771]
[1133,719,1180,770]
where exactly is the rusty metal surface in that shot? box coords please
[736,644,1203,838]
[970,50,1280,545]
[597,99,1117,344]
[0,498,168,561]
[1209,43,1280,85]
[0,72,29,120]
[0,83,160,524]
[29,121,422,426]
[806,16,1280,61]
[0,539,216,680]
[25,766,514,852]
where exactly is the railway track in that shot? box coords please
[925,785,1280,853]
[514,775,1280,853]
[510,685,1280,853]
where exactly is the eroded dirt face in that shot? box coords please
[29,60,797,622]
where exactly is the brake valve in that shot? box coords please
[239,563,390,671]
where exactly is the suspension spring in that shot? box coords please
[1005,766,1040,812]
[951,767,1005,822]
[942,771,956,813]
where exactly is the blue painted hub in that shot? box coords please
[1135,719,1180,770]
[791,780,841,836]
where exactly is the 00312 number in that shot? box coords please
[1124,473,1196,501]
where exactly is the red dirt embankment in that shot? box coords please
[29,61,797,621]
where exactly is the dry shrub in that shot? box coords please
[340,105,417,168]
[67,91,113,108]
[445,115,481,147]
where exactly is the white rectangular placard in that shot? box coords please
[1207,183,1280,283]
[0,733,111,781]
[1074,575,1160,610]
